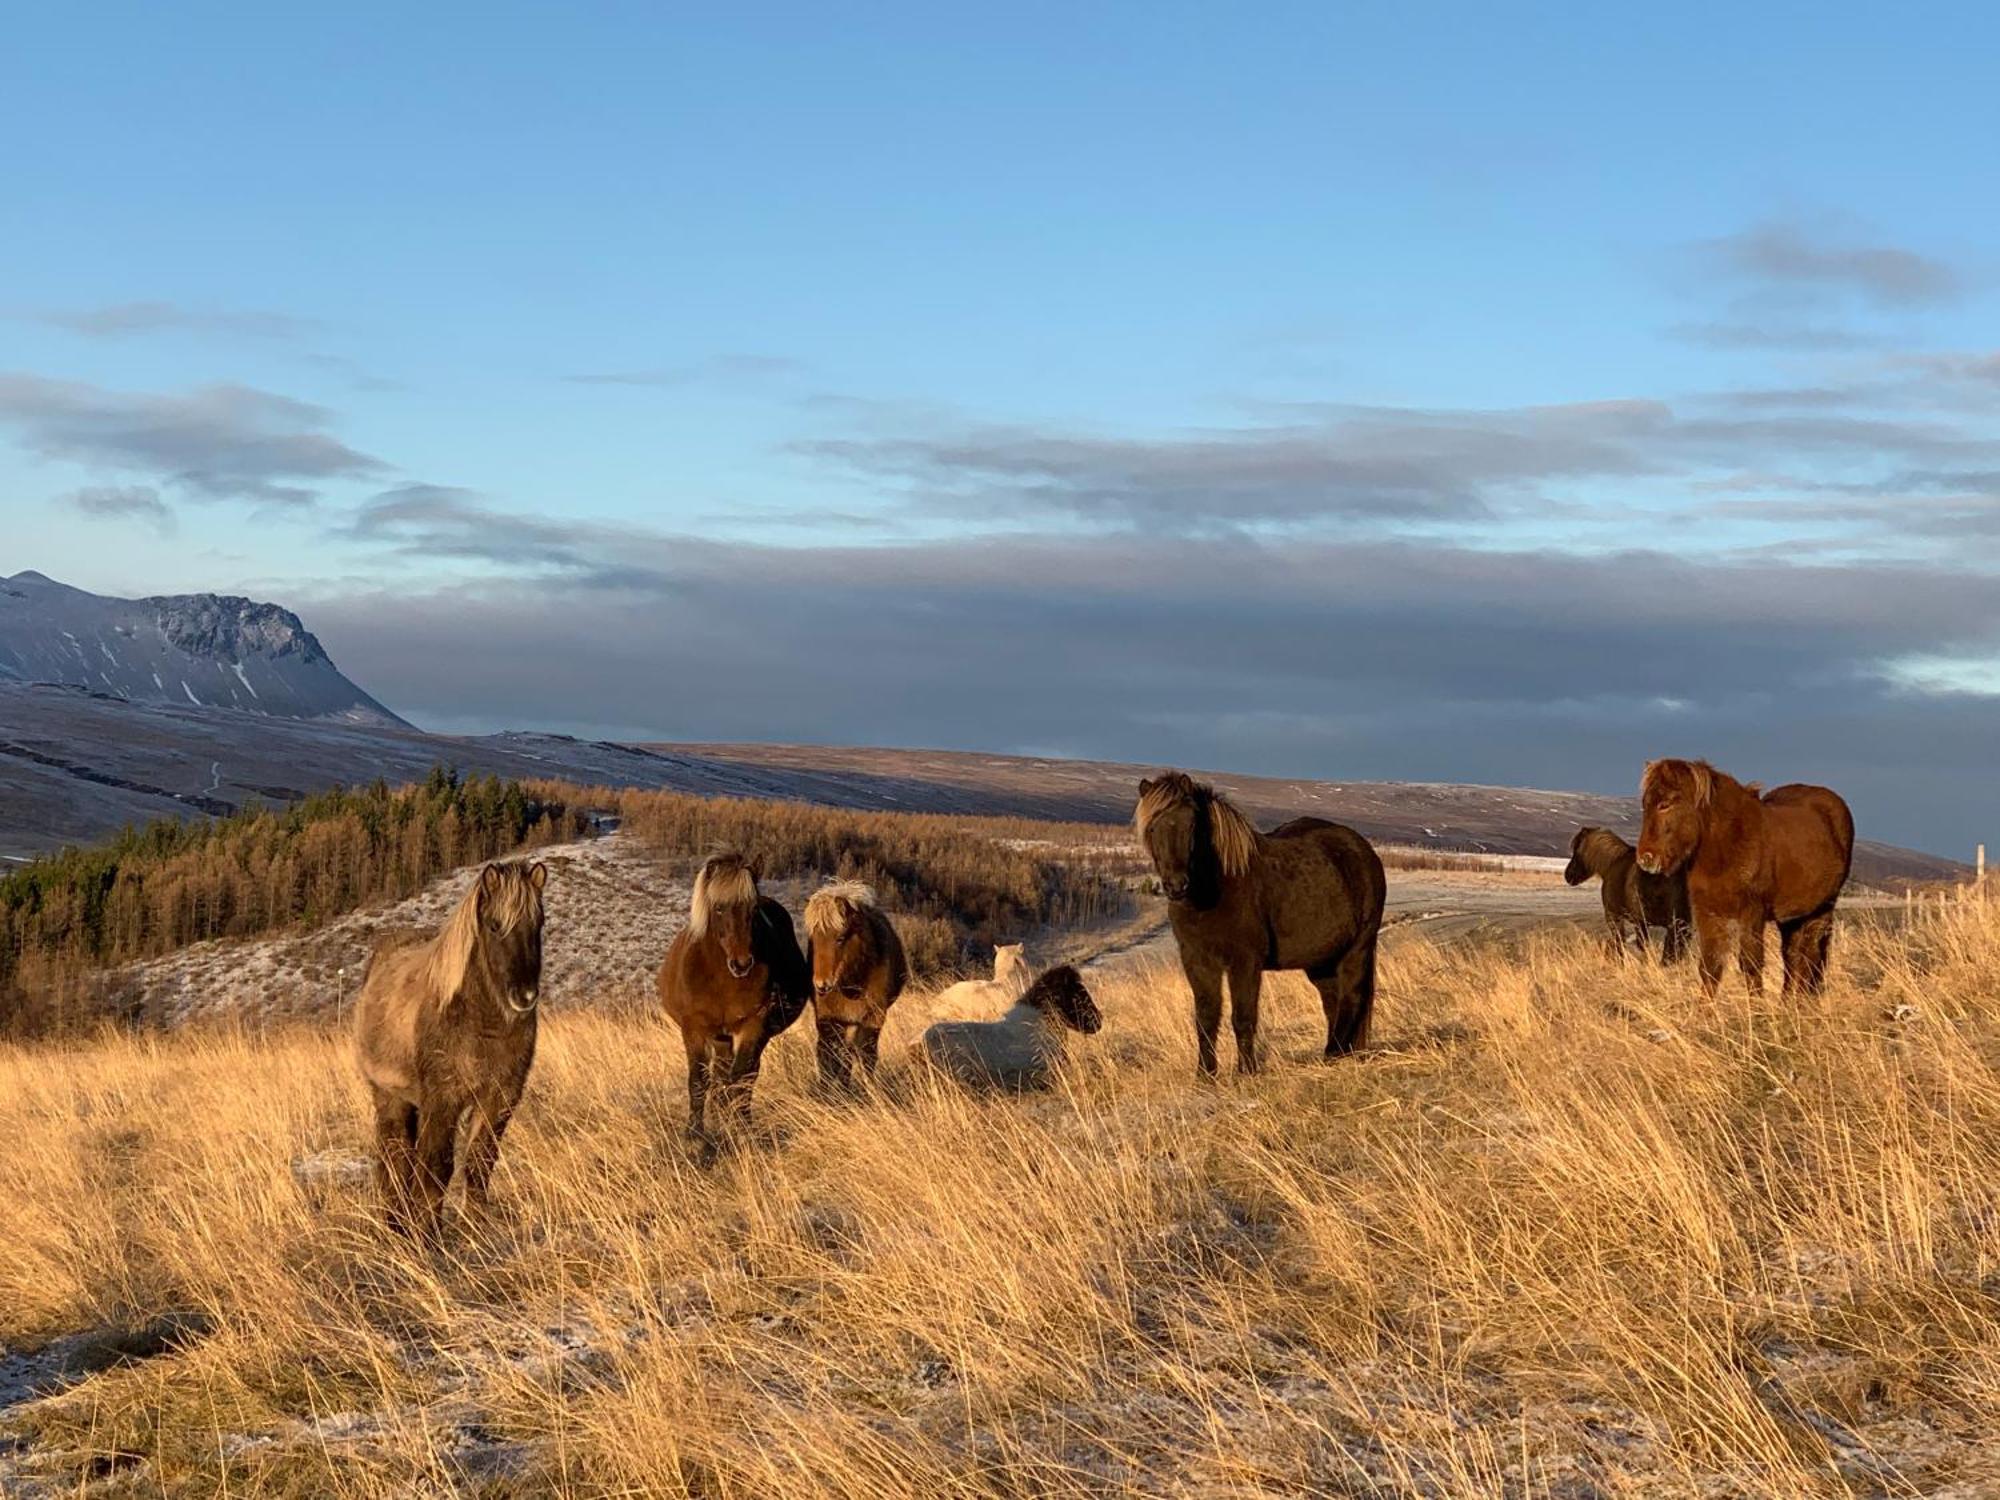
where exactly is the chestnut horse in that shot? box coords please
[1636,759,1854,996]
[1136,772,1386,1076]
[656,852,811,1153]
[803,881,909,1094]
[354,859,547,1236]
[1564,826,1690,962]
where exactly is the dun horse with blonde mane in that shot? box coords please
[1637,758,1854,996]
[1136,772,1386,1076]
[354,859,548,1236]
[1565,825,1691,961]
[657,852,811,1154]
[803,881,908,1094]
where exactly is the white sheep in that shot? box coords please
[919,964,1102,1093]
[924,942,1031,1022]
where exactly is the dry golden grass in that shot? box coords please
[1,900,1996,1497]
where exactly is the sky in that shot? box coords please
[3,3,1997,856]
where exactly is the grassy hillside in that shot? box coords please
[0,775,1137,1034]
[0,770,589,1035]
[537,781,1134,976]
[1,899,1994,1494]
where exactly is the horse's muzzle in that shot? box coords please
[1161,880,1188,902]
[507,988,539,1014]
[1636,852,1662,876]
[727,958,755,979]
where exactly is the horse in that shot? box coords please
[920,964,1102,1092]
[1636,759,1854,996]
[1564,825,1691,962]
[1135,772,1386,1076]
[926,943,1032,1022]
[803,880,909,1093]
[353,859,548,1236]
[656,852,811,1154]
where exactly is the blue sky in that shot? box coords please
[3,4,1997,853]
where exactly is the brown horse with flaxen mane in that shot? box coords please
[1564,826,1691,962]
[1637,759,1854,996]
[803,881,909,1094]
[354,859,548,1237]
[657,852,811,1155]
[1136,772,1385,1076]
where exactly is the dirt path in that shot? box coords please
[1071,867,1606,980]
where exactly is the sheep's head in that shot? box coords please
[1023,964,1101,1034]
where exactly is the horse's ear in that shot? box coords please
[528,861,548,892]
[480,864,503,896]
[1138,777,1156,797]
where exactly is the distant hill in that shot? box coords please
[0,571,405,727]
[0,677,1964,885]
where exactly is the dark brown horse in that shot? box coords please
[803,880,909,1094]
[1564,826,1691,962]
[1136,772,1386,1076]
[1637,759,1854,996]
[354,859,548,1236]
[656,852,810,1154]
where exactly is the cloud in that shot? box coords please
[794,401,1683,529]
[563,354,805,388]
[1668,320,1883,353]
[58,484,176,534]
[786,389,2000,535]
[304,532,2000,855]
[34,300,318,341]
[341,484,675,588]
[1693,219,1962,308]
[0,373,387,507]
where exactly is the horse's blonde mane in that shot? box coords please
[805,880,876,938]
[1134,772,1258,879]
[1643,757,1715,808]
[421,862,543,1003]
[689,853,758,938]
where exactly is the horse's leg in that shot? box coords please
[1327,935,1378,1055]
[1662,916,1687,965]
[372,1092,420,1234]
[854,1023,883,1085]
[721,1019,770,1138]
[1693,909,1730,996]
[1182,949,1225,1078]
[682,1023,715,1150]
[1781,910,1836,996]
[1182,949,1226,1078]
[409,1102,459,1240]
[1226,960,1264,1075]
[702,1032,737,1149]
[1600,892,1626,959]
[1736,909,1767,996]
[815,1014,855,1097]
[459,1089,518,1212]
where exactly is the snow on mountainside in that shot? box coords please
[0,570,405,727]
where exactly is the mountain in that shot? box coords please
[0,571,405,727]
